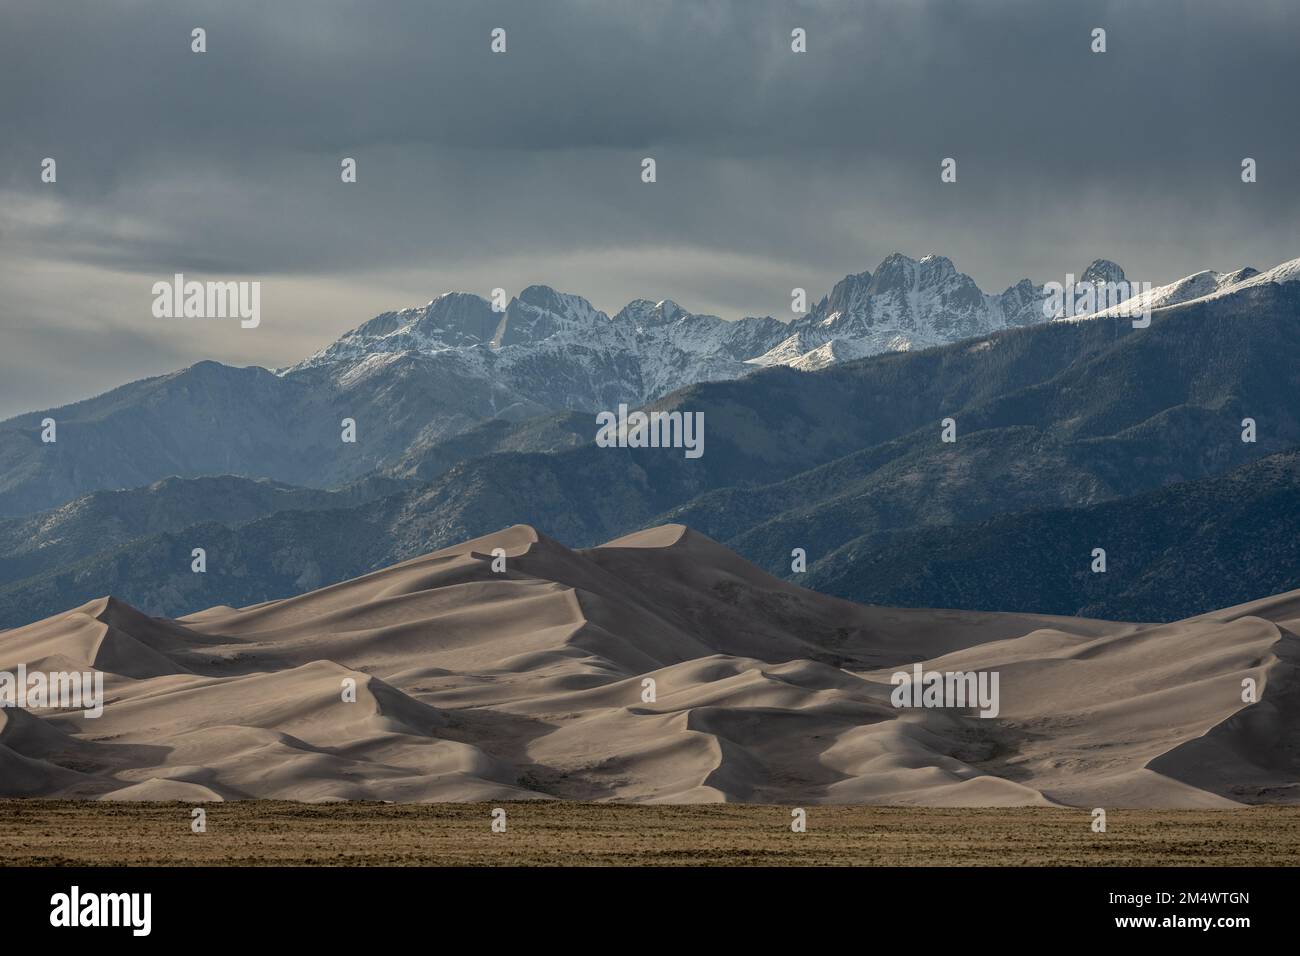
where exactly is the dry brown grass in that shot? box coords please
[3,801,1299,866]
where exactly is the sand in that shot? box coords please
[1,524,1296,806]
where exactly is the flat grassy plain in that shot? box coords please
[2,802,1299,866]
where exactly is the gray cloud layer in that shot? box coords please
[2,0,1298,417]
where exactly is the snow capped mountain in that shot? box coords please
[298,292,502,364]
[1059,255,1300,322]
[5,251,1297,521]
[1080,259,1126,286]
[286,253,1300,425]
[291,282,788,409]
[1074,267,1244,320]
[289,252,1065,409]
[751,253,1052,368]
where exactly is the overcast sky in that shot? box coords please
[2,0,1298,418]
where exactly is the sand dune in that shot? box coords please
[1,524,1295,806]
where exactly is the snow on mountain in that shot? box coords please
[1087,268,1246,319]
[1212,257,1300,295]
[1062,255,1300,322]
[291,253,1300,421]
[1080,259,1126,286]
[290,281,791,409]
[291,252,1202,417]
[284,252,1075,414]
[751,253,1051,367]
[296,292,503,367]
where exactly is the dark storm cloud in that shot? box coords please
[2,0,1298,416]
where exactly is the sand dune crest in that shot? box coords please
[1,524,1294,806]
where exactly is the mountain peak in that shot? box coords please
[918,253,957,274]
[868,253,919,293]
[612,298,690,328]
[515,285,603,320]
[1081,259,1126,285]
[655,299,685,322]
